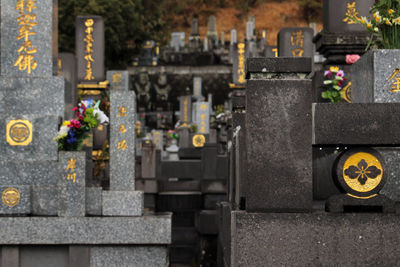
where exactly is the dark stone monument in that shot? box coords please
[75,16,105,84]
[278,27,314,57]
[246,58,313,212]
[58,53,77,119]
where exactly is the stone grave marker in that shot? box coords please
[58,53,77,119]
[323,0,375,33]
[170,32,185,52]
[152,130,164,151]
[0,0,64,216]
[75,16,105,84]
[193,77,204,102]
[232,43,246,86]
[278,27,314,57]
[104,90,143,216]
[107,70,130,91]
[179,95,192,126]
[193,102,210,134]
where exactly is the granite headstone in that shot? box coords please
[278,27,314,57]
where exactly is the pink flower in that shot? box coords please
[337,70,345,77]
[69,119,81,129]
[346,54,361,65]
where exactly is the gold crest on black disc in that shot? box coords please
[336,148,385,199]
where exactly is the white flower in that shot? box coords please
[374,27,379,32]
[333,85,341,90]
[94,109,109,124]
[54,125,69,140]
[324,80,333,85]
[335,75,343,81]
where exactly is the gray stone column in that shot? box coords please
[103,90,143,216]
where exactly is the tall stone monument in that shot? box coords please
[0,1,171,266]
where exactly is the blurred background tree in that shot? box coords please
[298,0,323,23]
[59,0,168,69]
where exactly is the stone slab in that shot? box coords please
[31,186,58,216]
[85,187,102,216]
[106,70,130,91]
[246,79,312,212]
[0,185,31,215]
[160,160,202,179]
[0,115,59,162]
[102,190,143,216]
[230,211,400,266]
[278,27,314,57]
[0,77,64,117]
[1,0,54,77]
[352,49,400,103]
[110,90,136,190]
[0,215,171,244]
[313,103,400,145]
[195,210,218,235]
[0,161,59,185]
[90,246,169,267]
[58,151,86,217]
[246,57,312,75]
[75,16,105,83]
[323,0,375,33]
[59,53,77,120]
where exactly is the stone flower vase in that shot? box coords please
[166,139,179,161]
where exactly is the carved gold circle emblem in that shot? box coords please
[337,148,385,199]
[6,120,33,146]
[192,134,206,148]
[2,188,21,207]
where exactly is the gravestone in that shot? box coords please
[352,50,400,103]
[246,58,312,211]
[103,90,143,216]
[106,70,130,91]
[230,29,237,45]
[278,28,314,57]
[189,18,200,49]
[246,21,255,41]
[232,43,246,86]
[0,2,171,265]
[207,16,218,47]
[192,102,210,134]
[152,130,164,151]
[171,32,185,52]
[323,0,375,33]
[179,95,192,126]
[75,16,105,84]
[193,77,204,102]
[58,53,77,119]
[0,0,64,216]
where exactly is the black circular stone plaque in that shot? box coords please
[336,148,386,199]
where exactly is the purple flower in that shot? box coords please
[324,70,332,78]
[337,70,345,77]
[66,130,77,144]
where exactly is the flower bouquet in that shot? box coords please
[348,0,400,49]
[54,100,109,151]
[167,130,179,140]
[321,66,348,103]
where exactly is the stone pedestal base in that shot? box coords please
[218,202,400,266]
[102,191,144,216]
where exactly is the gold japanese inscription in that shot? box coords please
[389,69,400,92]
[119,124,127,133]
[66,157,77,183]
[6,119,33,146]
[2,188,21,207]
[118,106,127,117]
[343,2,360,24]
[84,18,95,80]
[14,0,38,74]
[272,48,278,58]
[183,97,189,122]
[117,140,127,150]
[112,72,122,83]
[290,30,304,57]
[237,43,246,84]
